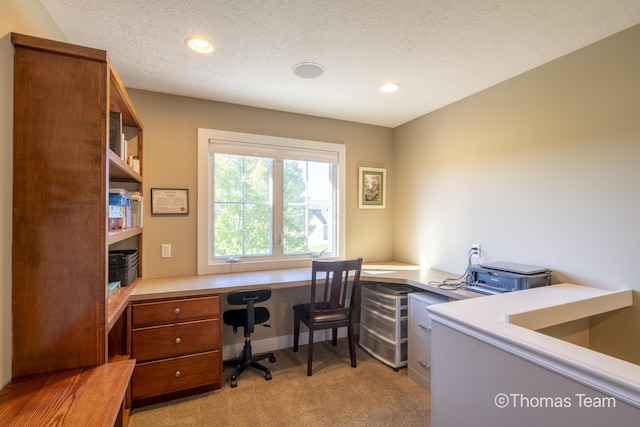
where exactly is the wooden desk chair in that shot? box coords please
[292,258,363,376]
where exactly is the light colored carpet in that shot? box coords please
[130,339,431,426]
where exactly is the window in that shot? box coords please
[198,129,346,274]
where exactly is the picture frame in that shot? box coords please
[151,188,189,215]
[358,167,386,209]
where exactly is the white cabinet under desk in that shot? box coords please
[407,291,449,391]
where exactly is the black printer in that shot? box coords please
[465,262,551,295]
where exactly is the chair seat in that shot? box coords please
[224,306,270,328]
[292,303,349,323]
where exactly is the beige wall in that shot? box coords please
[127,90,394,278]
[394,24,640,291]
[1,0,66,388]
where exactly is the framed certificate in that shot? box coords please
[151,188,189,215]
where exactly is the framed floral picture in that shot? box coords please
[358,167,386,209]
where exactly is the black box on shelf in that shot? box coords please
[108,250,139,286]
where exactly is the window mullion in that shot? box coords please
[272,159,284,257]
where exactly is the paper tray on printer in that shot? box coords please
[465,284,510,295]
[478,262,550,275]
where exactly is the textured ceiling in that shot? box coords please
[40,0,640,127]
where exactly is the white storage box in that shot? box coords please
[360,304,407,341]
[359,283,411,369]
[361,284,409,316]
[360,324,408,368]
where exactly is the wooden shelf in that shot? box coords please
[108,227,142,245]
[108,279,139,332]
[109,150,142,182]
[109,353,132,364]
[0,360,135,427]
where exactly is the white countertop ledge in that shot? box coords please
[427,284,640,408]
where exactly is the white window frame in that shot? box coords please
[197,128,346,274]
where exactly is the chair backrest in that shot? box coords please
[310,258,363,321]
[226,288,271,335]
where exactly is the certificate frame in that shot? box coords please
[151,188,189,215]
[358,167,386,209]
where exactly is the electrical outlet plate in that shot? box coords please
[471,244,481,258]
[161,243,171,258]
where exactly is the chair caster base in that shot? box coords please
[230,377,238,388]
[265,370,272,381]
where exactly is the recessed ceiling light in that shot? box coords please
[380,83,400,93]
[293,62,325,79]
[185,37,214,54]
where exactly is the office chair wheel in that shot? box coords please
[230,377,238,388]
[269,355,277,363]
[265,371,272,381]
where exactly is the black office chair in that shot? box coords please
[222,288,277,388]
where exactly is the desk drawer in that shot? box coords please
[132,295,219,327]
[359,325,407,368]
[132,351,221,400]
[361,285,408,312]
[360,304,407,341]
[132,319,219,362]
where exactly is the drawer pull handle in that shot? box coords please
[418,359,431,371]
[174,337,182,344]
[174,370,181,378]
[174,308,181,315]
[418,323,431,332]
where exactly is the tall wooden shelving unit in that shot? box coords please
[11,33,143,382]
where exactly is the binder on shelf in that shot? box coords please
[109,112,122,156]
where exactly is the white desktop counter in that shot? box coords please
[132,262,478,301]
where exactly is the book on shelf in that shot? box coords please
[108,281,121,298]
[109,112,122,156]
